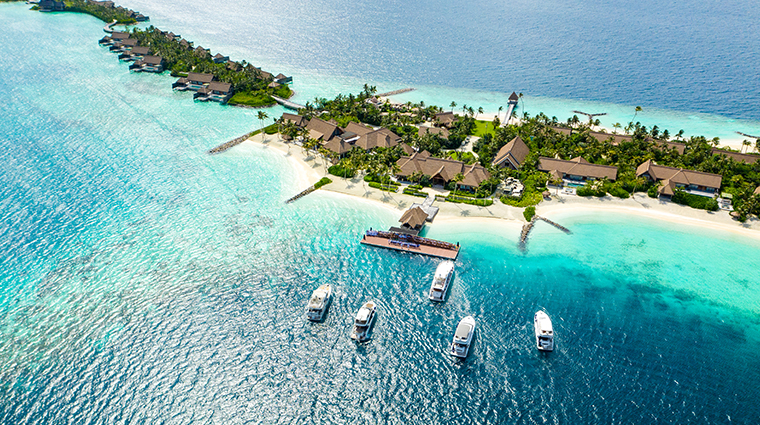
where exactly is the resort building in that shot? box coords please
[99,31,130,46]
[396,151,491,191]
[129,55,165,73]
[212,53,229,64]
[342,122,373,143]
[306,118,342,143]
[538,157,618,183]
[323,138,353,158]
[493,136,530,169]
[434,112,458,128]
[355,128,401,150]
[281,113,307,127]
[193,82,233,103]
[275,73,293,84]
[550,127,686,154]
[173,72,214,91]
[418,126,450,139]
[712,148,760,164]
[636,159,722,197]
[396,206,428,235]
[39,0,64,12]
[118,46,149,61]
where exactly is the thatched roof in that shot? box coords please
[636,159,722,189]
[399,207,428,229]
[493,136,530,169]
[538,157,618,181]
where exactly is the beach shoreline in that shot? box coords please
[242,133,760,239]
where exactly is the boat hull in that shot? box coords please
[450,316,476,358]
[534,311,554,352]
[351,302,377,342]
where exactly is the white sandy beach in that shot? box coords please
[244,132,760,239]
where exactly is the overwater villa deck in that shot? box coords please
[360,230,459,260]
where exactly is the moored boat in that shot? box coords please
[428,260,455,302]
[350,301,377,342]
[450,315,476,358]
[305,284,332,322]
[534,310,554,352]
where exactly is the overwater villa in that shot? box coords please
[129,55,165,73]
[396,151,491,191]
[109,38,137,53]
[538,157,618,183]
[173,72,214,91]
[118,46,149,61]
[493,136,530,170]
[636,159,722,197]
[99,31,130,46]
[392,206,428,235]
[193,82,233,103]
[275,73,293,84]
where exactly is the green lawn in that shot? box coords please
[228,91,276,107]
[474,120,497,137]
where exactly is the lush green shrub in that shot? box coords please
[523,206,536,221]
[446,196,493,206]
[576,185,606,197]
[403,188,427,197]
[228,91,276,107]
[409,184,423,190]
[314,177,332,189]
[647,185,659,198]
[671,190,719,211]
[500,190,543,207]
[368,181,398,192]
[328,164,356,178]
[364,174,380,183]
[609,186,630,199]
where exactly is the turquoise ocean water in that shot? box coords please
[2,3,760,423]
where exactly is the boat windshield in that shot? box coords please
[356,308,371,323]
[454,323,472,340]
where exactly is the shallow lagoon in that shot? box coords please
[1,4,759,423]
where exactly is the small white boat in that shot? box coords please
[350,301,377,342]
[305,284,332,322]
[534,310,554,352]
[428,261,455,302]
[450,316,476,358]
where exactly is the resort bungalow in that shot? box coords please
[396,151,491,191]
[493,136,530,170]
[275,73,293,84]
[212,53,229,64]
[193,81,233,103]
[281,113,308,127]
[355,128,401,150]
[323,138,353,158]
[342,122,373,143]
[109,38,138,53]
[549,127,686,155]
[418,126,450,139]
[306,118,343,143]
[711,148,760,164]
[435,111,458,128]
[99,31,130,46]
[118,46,149,61]
[538,157,618,183]
[636,159,722,197]
[129,55,165,73]
[173,72,215,91]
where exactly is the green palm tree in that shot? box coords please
[630,106,642,127]
[477,106,484,119]
[452,172,464,198]
[257,111,269,139]
[450,101,456,112]
[498,105,503,120]
[742,139,751,153]
[612,122,622,134]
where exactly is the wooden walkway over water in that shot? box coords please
[271,95,305,111]
[361,230,459,259]
[519,215,571,249]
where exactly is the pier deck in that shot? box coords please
[361,231,459,260]
[271,95,305,110]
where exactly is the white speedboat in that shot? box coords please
[428,261,455,302]
[534,310,554,352]
[450,316,476,358]
[350,301,377,342]
[305,284,332,322]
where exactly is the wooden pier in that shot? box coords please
[519,215,571,249]
[376,88,415,97]
[271,95,305,111]
[361,230,459,260]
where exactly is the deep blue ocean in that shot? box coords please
[1,3,760,424]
